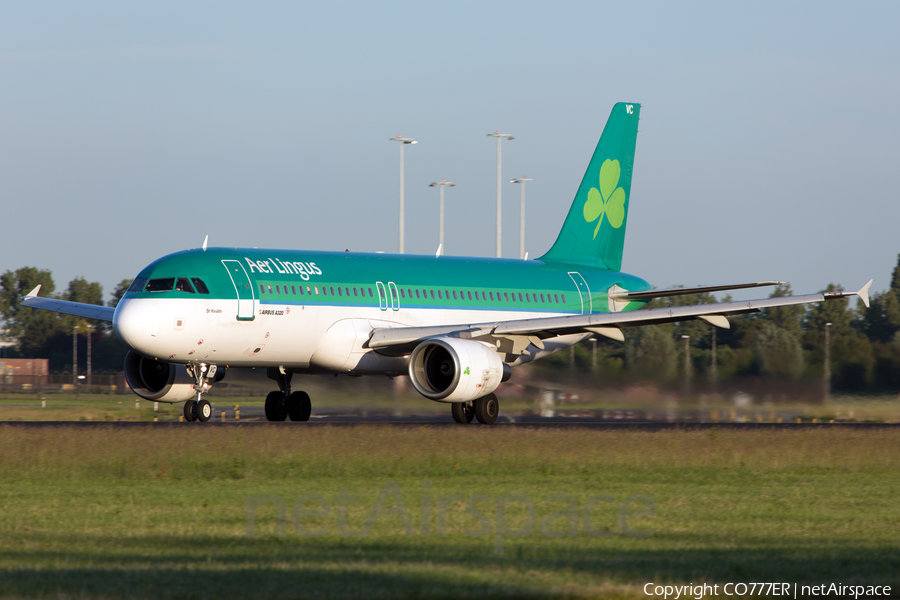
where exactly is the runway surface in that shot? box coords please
[2,418,897,429]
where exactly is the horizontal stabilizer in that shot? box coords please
[609,281,785,301]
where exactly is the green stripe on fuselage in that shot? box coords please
[123,248,652,314]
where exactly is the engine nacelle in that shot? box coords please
[408,337,510,403]
[123,350,197,402]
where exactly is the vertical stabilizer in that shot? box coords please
[539,102,640,270]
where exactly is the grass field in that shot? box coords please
[0,425,898,599]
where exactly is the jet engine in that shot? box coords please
[123,350,198,402]
[408,337,510,402]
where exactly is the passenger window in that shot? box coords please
[407,288,412,298]
[562,294,566,304]
[482,292,487,301]
[489,292,494,301]
[452,290,457,300]
[323,287,328,296]
[127,278,147,293]
[276,286,281,295]
[353,287,358,297]
[299,286,305,295]
[260,284,265,295]
[415,289,420,299]
[430,290,435,299]
[368,288,373,297]
[467,291,472,300]
[174,278,195,293]
[315,286,319,295]
[291,285,296,295]
[445,290,449,299]
[525,293,530,303]
[267,285,273,294]
[345,287,350,296]
[400,289,405,299]
[540,293,545,302]
[518,293,523,302]
[145,278,175,292]
[504,292,509,302]
[438,290,442,299]
[554,294,559,303]
[190,278,209,294]
[338,287,342,296]
[330,286,335,296]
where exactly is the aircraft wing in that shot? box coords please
[368,280,873,353]
[20,285,115,322]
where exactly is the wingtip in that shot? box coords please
[25,284,42,298]
[858,279,874,309]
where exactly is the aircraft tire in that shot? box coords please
[451,401,475,423]
[197,399,212,422]
[287,391,312,422]
[264,391,288,422]
[183,400,197,422]
[474,394,499,425]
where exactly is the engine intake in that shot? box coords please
[408,337,510,402]
[123,350,197,402]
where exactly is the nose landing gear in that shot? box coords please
[183,363,216,423]
[265,367,312,422]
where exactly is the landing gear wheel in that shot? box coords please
[287,391,312,422]
[451,401,475,423]
[264,391,288,421]
[183,400,197,422]
[196,399,212,422]
[474,394,499,425]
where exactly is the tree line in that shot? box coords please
[3,257,900,392]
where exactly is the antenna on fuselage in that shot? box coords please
[202,235,208,251]
[435,243,443,258]
[524,252,528,261]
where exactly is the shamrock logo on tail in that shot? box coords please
[583,159,626,239]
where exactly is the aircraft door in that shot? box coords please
[388,282,400,311]
[222,260,256,321]
[376,282,388,311]
[567,272,592,315]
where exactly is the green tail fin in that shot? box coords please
[539,102,640,271]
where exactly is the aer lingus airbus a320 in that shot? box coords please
[22,103,872,424]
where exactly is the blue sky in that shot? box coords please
[1,1,898,303]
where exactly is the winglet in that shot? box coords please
[857,279,873,309]
[25,284,42,298]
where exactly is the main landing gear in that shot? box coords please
[183,363,217,423]
[265,367,312,422]
[451,394,499,425]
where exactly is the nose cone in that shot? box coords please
[114,299,160,352]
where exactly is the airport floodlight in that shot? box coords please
[429,180,455,250]
[390,135,418,253]
[487,131,514,257]
[510,176,533,259]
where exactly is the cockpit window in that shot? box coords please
[191,278,210,294]
[145,278,175,292]
[176,278,196,294]
[128,278,147,293]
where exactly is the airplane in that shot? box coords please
[21,102,873,424]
